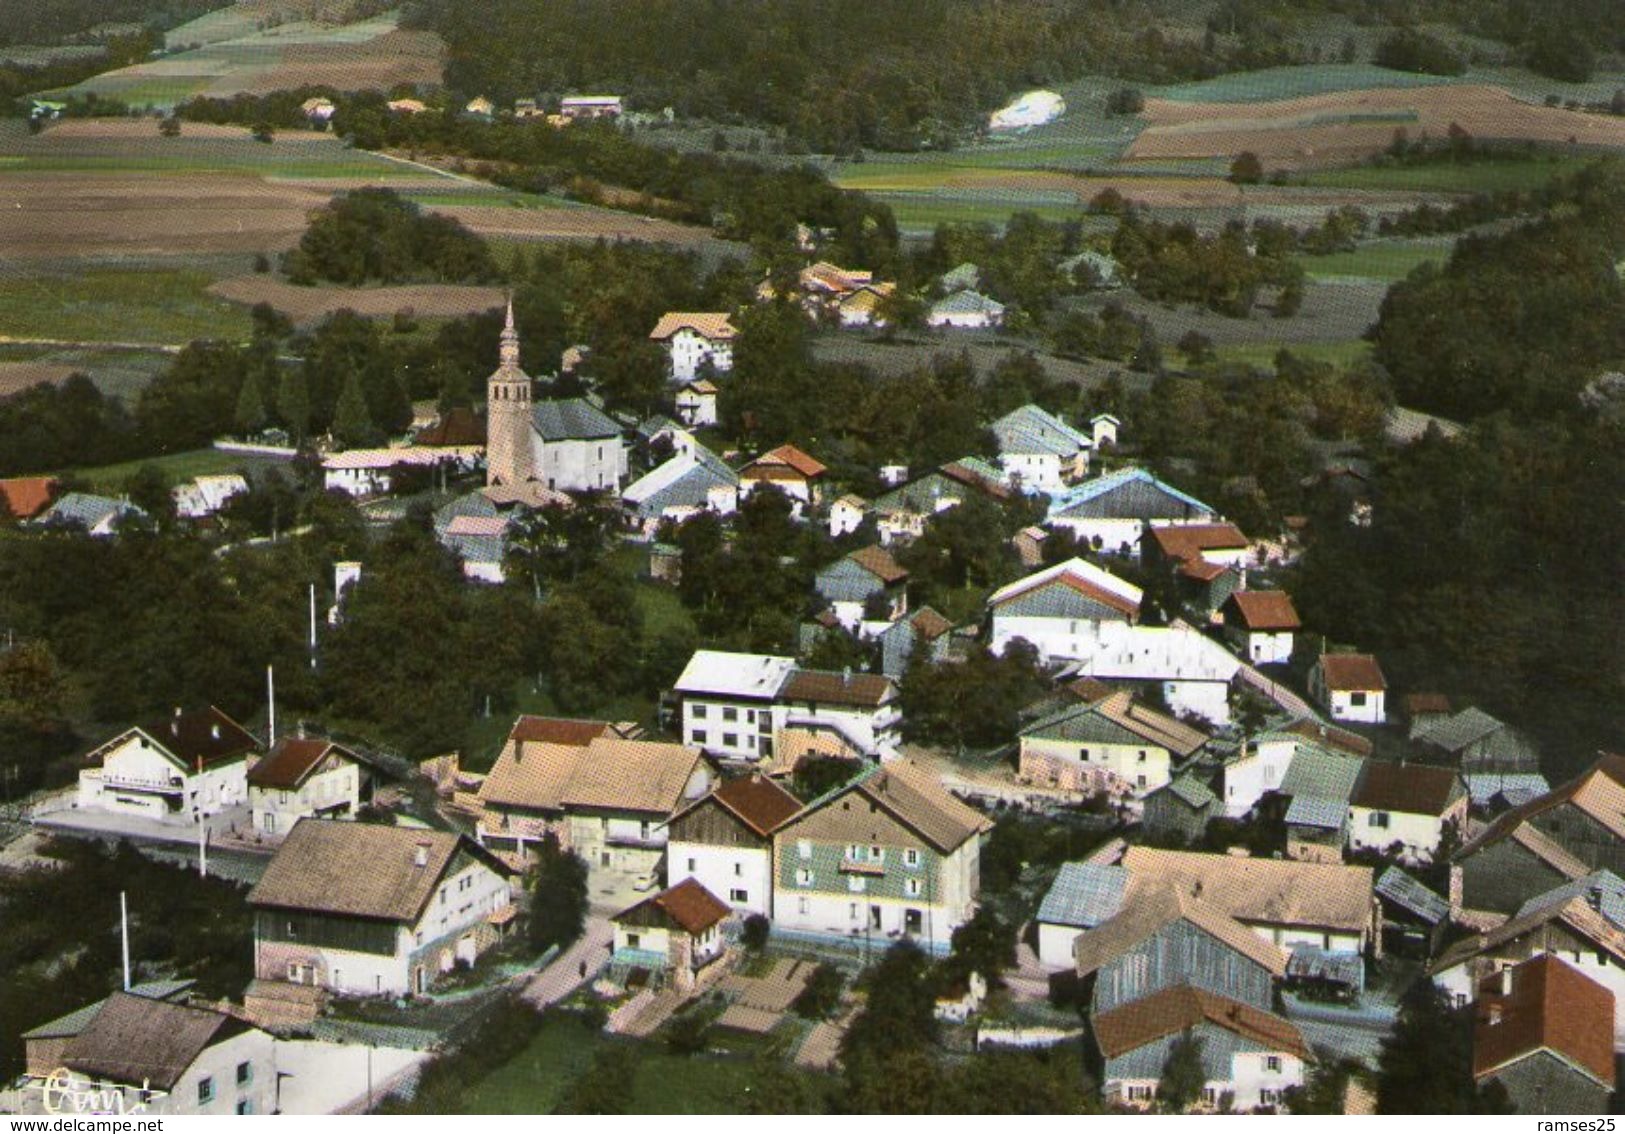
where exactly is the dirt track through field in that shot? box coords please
[1129,84,1625,167]
[209,276,507,325]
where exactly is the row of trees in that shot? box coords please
[283,187,497,286]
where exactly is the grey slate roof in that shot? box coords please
[1036,861,1128,929]
[1286,945,1364,988]
[1164,773,1218,810]
[533,397,622,441]
[1414,707,1506,753]
[931,288,1005,318]
[1376,866,1449,926]
[623,448,737,520]
[22,980,196,1041]
[1516,870,1625,932]
[1047,467,1214,522]
[35,492,145,531]
[1281,746,1365,831]
[1466,773,1552,807]
[991,404,1091,458]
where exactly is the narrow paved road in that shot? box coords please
[520,915,614,1008]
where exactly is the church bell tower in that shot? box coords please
[486,298,535,487]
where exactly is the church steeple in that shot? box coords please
[499,295,521,371]
[486,295,534,487]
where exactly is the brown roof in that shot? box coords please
[1093,691,1210,759]
[102,706,260,771]
[1281,717,1373,757]
[1457,753,1625,862]
[1179,558,1229,583]
[248,819,509,922]
[908,606,954,642]
[479,742,586,813]
[416,406,486,447]
[1351,761,1463,816]
[706,774,802,836]
[1317,653,1387,692]
[1227,590,1301,632]
[1074,882,1286,979]
[649,312,738,342]
[1121,847,1375,935]
[509,716,617,746]
[1435,888,1625,977]
[742,444,827,480]
[1148,523,1249,562]
[859,763,991,852]
[1094,984,1309,1061]
[1064,676,1117,704]
[1404,692,1453,717]
[62,992,255,1091]
[247,737,359,790]
[939,460,1012,500]
[559,738,706,816]
[0,476,57,520]
[614,877,731,936]
[780,669,895,709]
[1474,955,1615,1088]
[848,545,908,585]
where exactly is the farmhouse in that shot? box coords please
[837,282,896,327]
[814,545,909,631]
[649,313,737,383]
[322,447,474,497]
[738,443,827,512]
[1035,862,1129,969]
[1046,468,1217,558]
[873,458,1009,544]
[1275,745,1366,864]
[986,558,1144,661]
[989,403,1093,491]
[666,774,803,917]
[1017,689,1209,800]
[1309,653,1388,725]
[1472,955,1615,1115]
[14,992,276,1117]
[248,820,515,997]
[561,738,712,887]
[770,763,990,953]
[32,492,147,537]
[1142,774,1220,845]
[927,288,1005,329]
[247,736,373,837]
[1345,761,1467,864]
[876,606,954,679]
[77,706,260,821]
[1222,590,1300,666]
[610,878,731,993]
[173,474,248,520]
[473,716,630,857]
[621,445,738,535]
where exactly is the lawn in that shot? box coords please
[868,193,1085,231]
[56,447,280,491]
[1211,339,1374,370]
[458,1014,833,1114]
[1152,63,1456,104]
[1301,239,1452,282]
[1300,154,1594,194]
[0,268,252,346]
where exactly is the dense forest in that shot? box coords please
[0,0,224,47]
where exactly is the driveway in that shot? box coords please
[520,915,614,1009]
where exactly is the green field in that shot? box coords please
[1151,63,1456,105]
[0,268,251,346]
[1301,154,1595,194]
[1211,339,1374,370]
[457,1014,830,1114]
[1302,240,1452,282]
[57,447,276,491]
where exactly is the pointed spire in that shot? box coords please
[499,292,521,370]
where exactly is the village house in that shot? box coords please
[560,738,712,887]
[246,736,374,837]
[1412,706,1545,806]
[1222,590,1301,666]
[609,878,731,993]
[665,774,803,917]
[814,544,909,631]
[989,403,1093,492]
[22,979,194,1078]
[31,492,147,536]
[1046,467,1217,559]
[1143,523,1252,588]
[763,261,878,317]
[472,716,634,858]
[648,313,737,383]
[437,513,510,584]
[1375,866,1451,957]
[770,763,991,953]
[828,493,869,538]
[674,651,799,763]
[1452,753,1625,918]
[986,557,1144,662]
[836,282,896,327]
[0,476,58,521]
[14,991,276,1117]
[1035,861,1128,968]
[674,378,719,427]
[1472,954,1616,1114]
[1346,761,1468,864]
[927,288,1005,329]
[485,302,627,493]
[560,94,623,119]
[776,668,903,764]
[738,444,827,513]
[321,447,475,497]
[1273,744,1367,864]
[1219,717,1372,819]
[1017,687,1209,800]
[173,474,248,520]
[1142,774,1220,844]
[1013,524,1049,567]
[1094,984,1310,1112]
[873,458,1009,544]
[877,606,954,679]
[1309,653,1388,725]
[1433,870,1625,1047]
[621,444,738,536]
[77,706,260,822]
[248,820,514,997]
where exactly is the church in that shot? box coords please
[486,301,628,494]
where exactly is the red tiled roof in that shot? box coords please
[1317,653,1386,692]
[248,738,356,790]
[1351,761,1462,816]
[780,669,894,708]
[615,877,731,936]
[940,461,1012,500]
[1094,984,1309,1060]
[1227,590,1301,632]
[0,477,58,520]
[1404,693,1453,717]
[1148,523,1248,562]
[508,716,616,746]
[742,444,826,480]
[709,774,802,836]
[1282,718,1373,757]
[848,545,908,585]
[1474,955,1615,1089]
[416,407,486,447]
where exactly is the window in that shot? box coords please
[797,839,811,860]
[848,876,867,893]
[687,858,697,872]
[723,707,738,722]
[236,1100,253,1116]
[1350,692,1368,707]
[626,932,640,949]
[904,848,920,868]
[723,733,739,748]
[1138,750,1147,762]
[869,845,883,863]
[1369,811,1390,829]
[846,843,862,861]
[1265,1056,1282,1073]
[906,878,922,897]
[1079,747,1091,762]
[286,962,303,983]
[286,919,297,939]
[692,705,707,720]
[690,729,707,745]
[796,868,813,886]
[798,897,810,915]
[640,820,651,840]
[731,888,748,903]
[745,709,756,724]
[236,1062,253,1086]
[1260,1089,1280,1105]
[1126,1085,1152,1102]
[733,862,742,876]
[198,1077,215,1105]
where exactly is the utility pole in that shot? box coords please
[267,665,277,748]
[308,584,318,669]
[120,891,131,990]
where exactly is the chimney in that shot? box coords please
[1589,885,1604,911]
[211,724,220,740]
[842,666,852,687]
[414,842,431,868]
[1498,966,1514,996]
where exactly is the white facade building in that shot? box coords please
[246,737,369,836]
[649,314,736,383]
[1310,653,1387,725]
[76,706,259,821]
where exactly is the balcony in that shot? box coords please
[85,769,185,795]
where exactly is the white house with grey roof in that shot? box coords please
[621,445,738,535]
[528,397,628,492]
[990,403,1093,492]
[987,558,1144,661]
[927,288,1005,329]
[31,492,147,537]
[1046,467,1217,558]
[1036,861,1129,968]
